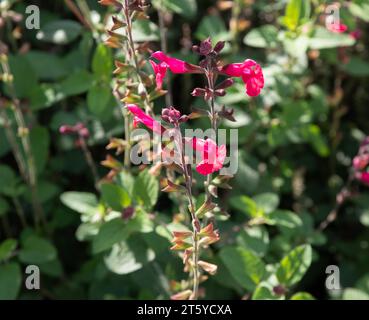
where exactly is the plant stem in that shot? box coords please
[158,8,173,106]
[176,124,200,300]
[0,106,28,182]
[1,59,46,230]
[79,136,100,190]
[205,71,217,202]
[12,196,27,228]
[123,0,153,114]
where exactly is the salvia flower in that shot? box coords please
[326,21,348,33]
[126,104,165,134]
[220,59,264,97]
[191,138,227,176]
[149,60,167,89]
[151,51,202,74]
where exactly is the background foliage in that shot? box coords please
[0,0,369,300]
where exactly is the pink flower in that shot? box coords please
[326,22,348,33]
[353,155,369,171]
[151,51,201,74]
[350,29,362,40]
[360,172,369,186]
[126,104,165,134]
[149,60,168,89]
[220,59,264,97]
[191,138,226,175]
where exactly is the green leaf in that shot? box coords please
[0,262,21,299]
[276,244,312,286]
[132,20,159,42]
[243,25,279,48]
[342,288,369,300]
[30,126,50,175]
[341,57,369,77]
[230,195,262,218]
[60,191,99,215]
[92,211,153,253]
[92,44,113,79]
[301,124,329,157]
[92,218,129,254]
[308,26,355,49]
[133,169,159,209]
[0,239,18,261]
[59,70,94,96]
[36,20,83,45]
[281,0,310,31]
[252,283,281,300]
[219,246,266,291]
[290,292,315,300]
[7,55,38,99]
[104,237,155,275]
[101,183,131,211]
[269,210,303,229]
[0,165,16,195]
[19,235,57,264]
[195,15,231,43]
[349,2,369,22]
[87,83,112,116]
[236,226,269,257]
[25,51,67,80]
[254,193,280,214]
[0,197,10,217]
[158,0,197,19]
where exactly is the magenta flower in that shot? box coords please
[191,138,227,175]
[327,22,348,33]
[126,104,165,134]
[220,59,264,97]
[151,51,201,74]
[149,60,168,89]
[359,172,369,186]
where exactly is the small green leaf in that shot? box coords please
[308,26,355,49]
[0,165,16,195]
[60,191,99,215]
[254,193,280,214]
[104,237,155,275]
[59,70,94,96]
[30,126,50,175]
[157,0,197,19]
[132,20,159,42]
[230,196,263,218]
[0,239,18,261]
[36,20,83,45]
[195,15,231,43]
[92,44,113,79]
[342,288,369,300]
[19,235,57,264]
[0,197,10,217]
[87,83,112,116]
[219,246,266,291]
[0,263,21,299]
[252,283,280,300]
[133,169,159,209]
[290,292,315,300]
[244,25,279,48]
[25,51,67,80]
[276,244,312,286]
[101,183,131,211]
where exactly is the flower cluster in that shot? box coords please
[353,137,369,186]
[126,104,226,176]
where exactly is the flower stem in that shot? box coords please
[123,0,153,114]
[1,59,46,230]
[176,124,200,300]
[79,136,100,191]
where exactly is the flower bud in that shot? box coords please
[191,88,206,97]
[199,37,212,56]
[162,106,182,124]
[213,41,225,53]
